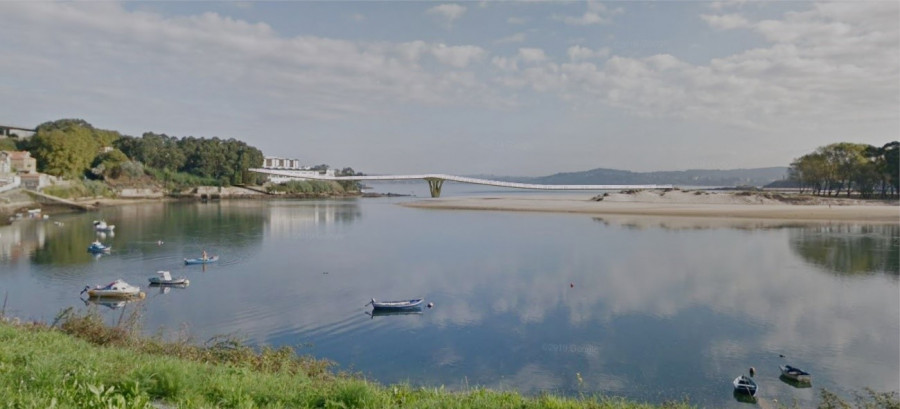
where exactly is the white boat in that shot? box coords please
[367,298,424,310]
[148,270,190,286]
[780,365,811,383]
[93,220,115,232]
[81,279,144,299]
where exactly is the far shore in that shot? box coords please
[401,191,899,224]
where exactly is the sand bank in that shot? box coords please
[402,190,899,224]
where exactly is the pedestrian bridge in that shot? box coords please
[249,168,672,198]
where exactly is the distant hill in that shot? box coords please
[498,167,789,187]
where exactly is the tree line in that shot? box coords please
[789,142,898,198]
[17,119,267,186]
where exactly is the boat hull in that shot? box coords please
[732,376,758,396]
[779,365,811,383]
[370,298,424,310]
[184,256,218,265]
[148,277,190,285]
[87,290,144,299]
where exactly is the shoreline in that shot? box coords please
[401,193,899,224]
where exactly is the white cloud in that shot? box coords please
[518,47,547,63]
[567,45,610,61]
[559,1,624,26]
[426,3,466,26]
[701,13,750,30]
[430,44,486,68]
[496,2,899,132]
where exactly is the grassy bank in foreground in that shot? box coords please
[0,311,691,409]
[0,311,896,409]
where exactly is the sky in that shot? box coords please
[0,1,897,176]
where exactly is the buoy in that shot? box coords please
[427,302,434,308]
[570,283,574,288]
[157,240,164,246]
[749,367,756,377]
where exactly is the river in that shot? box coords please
[1,183,897,408]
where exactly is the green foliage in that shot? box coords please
[789,141,899,198]
[0,138,17,151]
[143,167,219,192]
[266,180,345,195]
[28,119,121,178]
[42,180,115,199]
[90,149,131,179]
[116,133,264,186]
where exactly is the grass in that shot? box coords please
[0,308,896,408]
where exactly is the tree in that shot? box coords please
[30,127,98,177]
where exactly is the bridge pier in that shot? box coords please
[425,178,444,198]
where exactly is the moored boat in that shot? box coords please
[733,375,758,396]
[780,365,811,383]
[87,241,111,253]
[81,279,144,299]
[184,255,218,265]
[148,270,190,286]
[93,220,115,232]
[367,298,423,310]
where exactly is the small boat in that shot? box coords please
[81,279,144,299]
[367,309,423,319]
[87,241,111,254]
[780,365,811,383]
[733,375,758,396]
[184,255,219,265]
[367,298,424,310]
[93,220,115,232]
[148,270,190,286]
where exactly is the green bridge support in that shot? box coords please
[425,178,444,198]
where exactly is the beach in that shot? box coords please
[402,190,900,224]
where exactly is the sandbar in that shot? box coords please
[402,190,899,224]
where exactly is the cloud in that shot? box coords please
[558,1,624,26]
[567,45,610,61]
[701,13,750,30]
[518,47,547,63]
[0,1,503,130]
[496,2,899,131]
[430,44,486,68]
[426,3,466,26]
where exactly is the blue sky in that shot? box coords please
[1,1,897,176]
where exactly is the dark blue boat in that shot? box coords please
[733,375,758,396]
[87,241,111,254]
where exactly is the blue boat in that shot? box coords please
[367,298,423,310]
[184,255,218,265]
[87,241,111,254]
[733,375,758,397]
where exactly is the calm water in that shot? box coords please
[1,185,898,408]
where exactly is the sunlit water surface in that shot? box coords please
[1,183,897,408]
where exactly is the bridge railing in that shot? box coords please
[249,168,673,198]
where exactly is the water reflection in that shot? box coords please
[790,224,899,276]
[0,200,896,409]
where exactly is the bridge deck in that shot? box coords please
[249,169,672,192]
